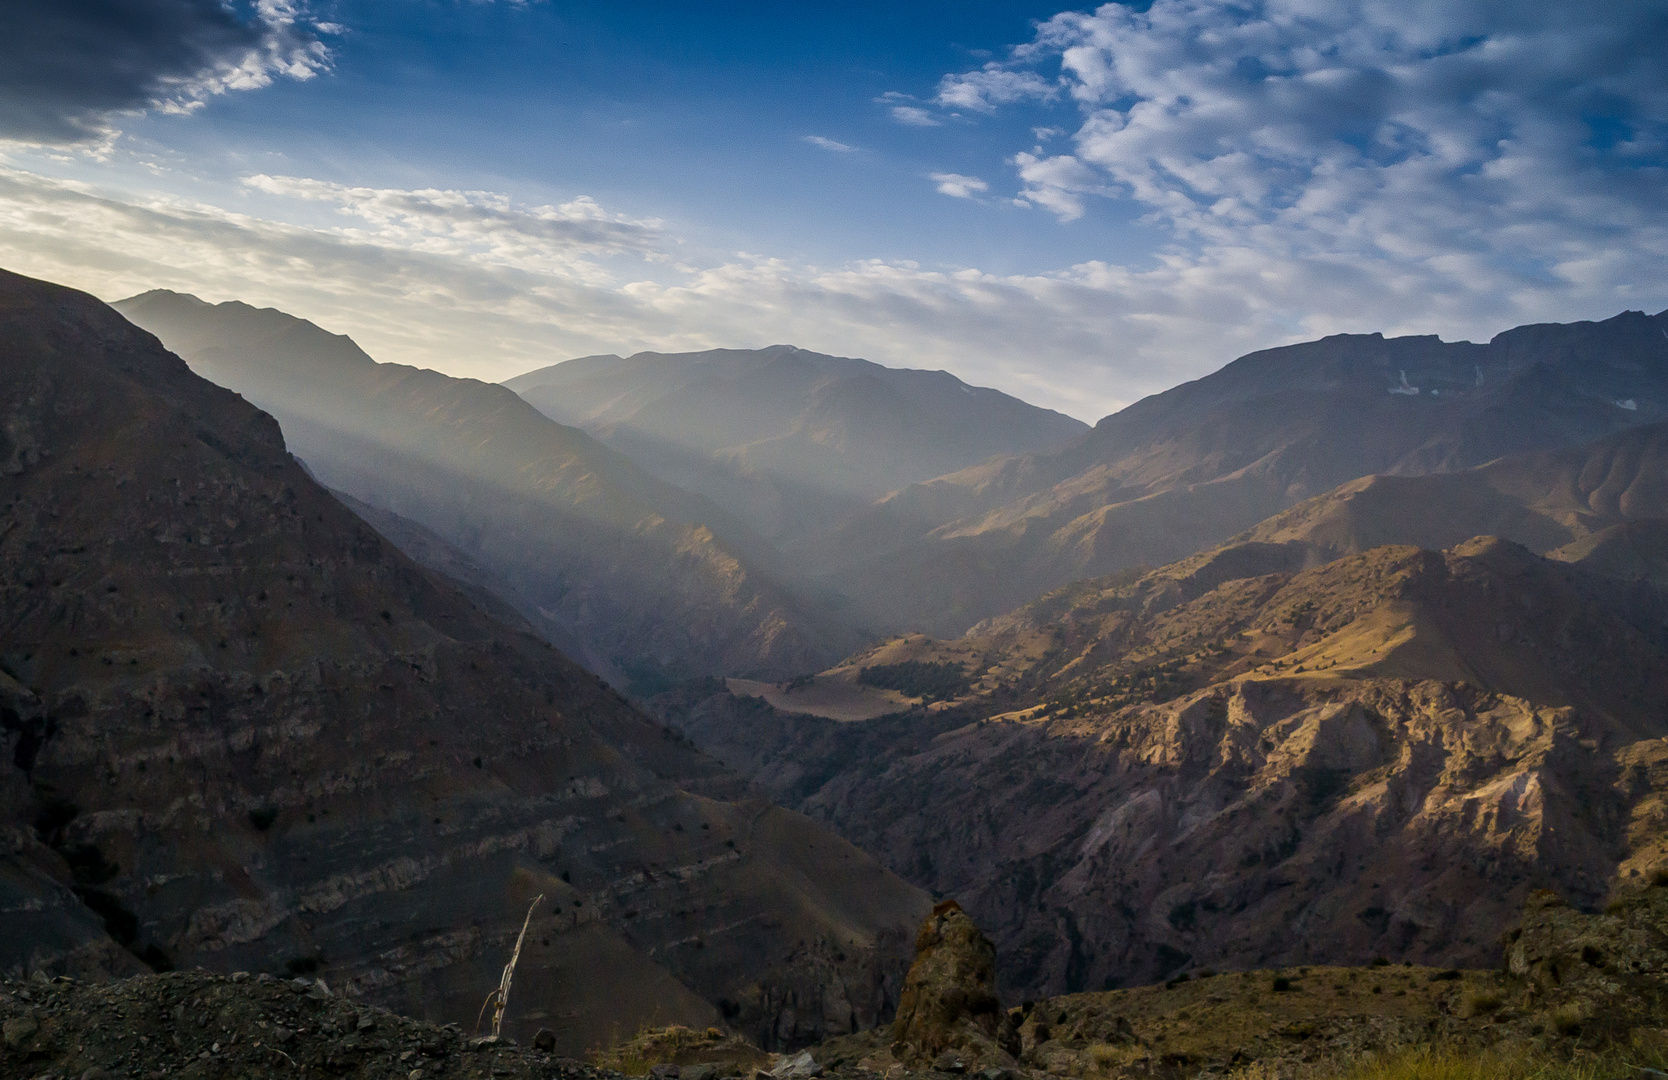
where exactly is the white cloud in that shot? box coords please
[935,65,1058,112]
[1,162,1656,428]
[240,174,663,274]
[931,173,989,199]
[955,0,1668,278]
[891,106,940,127]
[803,135,858,153]
[1011,152,1110,221]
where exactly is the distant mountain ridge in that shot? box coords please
[113,291,861,691]
[809,310,1668,636]
[505,346,1087,545]
[1236,419,1668,579]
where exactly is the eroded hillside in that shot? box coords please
[655,531,1668,1000]
[0,269,930,1053]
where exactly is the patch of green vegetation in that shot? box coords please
[857,660,971,703]
[1320,1040,1668,1080]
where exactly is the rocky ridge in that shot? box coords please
[806,310,1668,637]
[504,346,1087,549]
[0,268,930,1053]
[655,532,1668,1001]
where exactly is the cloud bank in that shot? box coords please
[0,1,329,144]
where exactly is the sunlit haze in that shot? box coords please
[1,1,1665,419]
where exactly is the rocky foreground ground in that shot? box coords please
[16,882,1668,1080]
[0,968,640,1080]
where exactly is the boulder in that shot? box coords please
[890,901,1019,1068]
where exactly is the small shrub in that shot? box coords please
[1552,1004,1585,1036]
[248,807,278,832]
[1271,976,1294,992]
[1371,956,1390,967]
[1461,989,1502,1017]
[1429,969,1461,982]
[1086,1044,1124,1071]
[1651,866,1668,888]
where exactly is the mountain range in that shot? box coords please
[0,269,931,1052]
[806,311,1668,636]
[505,347,1086,546]
[112,291,859,692]
[14,258,1668,1050]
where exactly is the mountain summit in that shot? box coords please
[505,346,1087,545]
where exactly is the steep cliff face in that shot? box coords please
[0,269,930,1053]
[656,535,1668,1000]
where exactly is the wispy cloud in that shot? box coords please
[1010,152,1110,222]
[2,163,1657,425]
[935,65,1057,113]
[803,135,858,153]
[891,106,940,127]
[877,91,941,128]
[931,173,988,199]
[0,0,330,145]
[240,175,663,273]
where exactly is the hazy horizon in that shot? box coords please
[1,1,1665,421]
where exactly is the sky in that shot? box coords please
[0,1,1664,420]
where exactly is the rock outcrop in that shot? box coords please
[890,901,1018,1069]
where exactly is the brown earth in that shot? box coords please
[0,268,931,1054]
[654,532,1668,1002]
[1234,420,1668,581]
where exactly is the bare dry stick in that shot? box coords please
[476,893,544,1037]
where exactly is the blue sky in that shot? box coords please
[0,0,1664,419]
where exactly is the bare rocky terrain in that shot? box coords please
[655,528,1668,1000]
[0,269,931,1055]
[13,879,1668,1080]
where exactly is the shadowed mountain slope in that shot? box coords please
[812,311,1668,636]
[504,347,1087,546]
[111,291,860,691]
[0,269,930,1053]
[655,526,1668,1000]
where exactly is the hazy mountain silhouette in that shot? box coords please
[505,347,1087,546]
[113,291,862,692]
[810,310,1668,637]
[0,268,929,1050]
